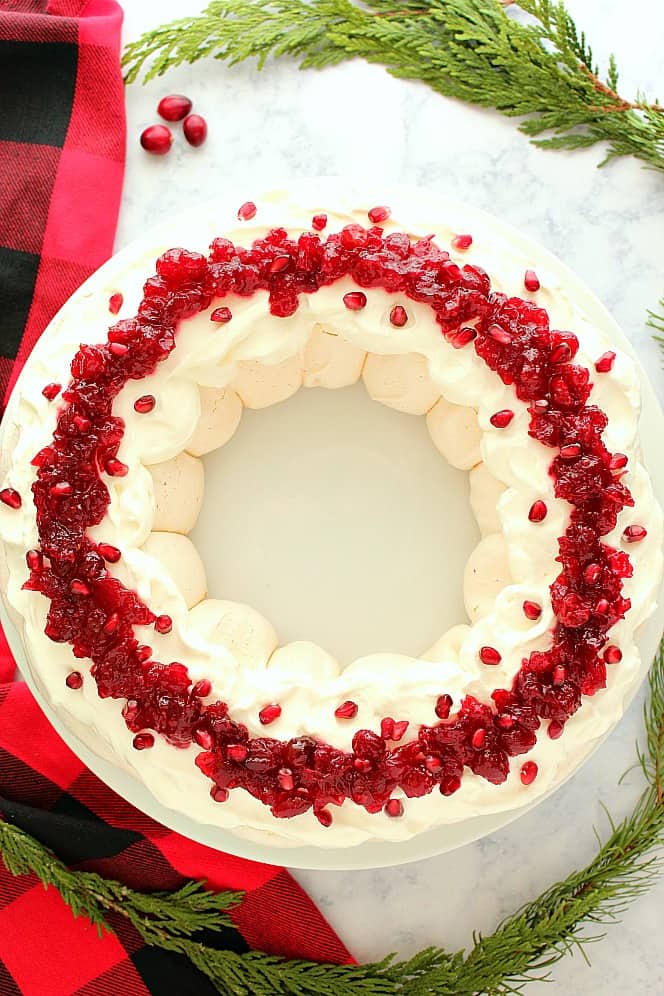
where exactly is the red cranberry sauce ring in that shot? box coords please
[24,222,636,825]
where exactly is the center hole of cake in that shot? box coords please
[190,382,480,666]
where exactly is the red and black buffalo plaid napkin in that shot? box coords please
[0,2,351,993]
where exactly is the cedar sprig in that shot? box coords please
[122,0,664,172]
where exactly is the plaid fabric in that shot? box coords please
[0,2,351,992]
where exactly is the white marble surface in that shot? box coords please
[118,2,664,992]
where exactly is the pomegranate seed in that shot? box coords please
[158,94,192,121]
[392,720,409,741]
[193,679,212,697]
[50,481,72,497]
[103,613,120,635]
[610,453,628,471]
[384,798,404,818]
[488,324,511,344]
[227,743,248,762]
[380,717,395,739]
[550,342,571,365]
[583,563,602,584]
[532,398,549,413]
[354,757,371,773]
[109,293,123,315]
[95,542,120,564]
[133,732,155,750]
[335,700,358,719]
[269,255,291,275]
[259,703,281,725]
[65,671,83,690]
[496,714,514,729]
[604,645,622,664]
[278,768,295,791]
[0,488,21,509]
[520,760,538,785]
[471,728,486,749]
[490,409,514,428]
[109,342,129,357]
[183,113,207,147]
[341,225,368,250]
[595,598,610,616]
[26,549,43,572]
[552,665,566,685]
[595,351,616,373]
[154,614,173,635]
[435,694,453,719]
[210,785,229,803]
[523,600,542,620]
[425,755,443,773]
[70,580,91,596]
[440,775,462,796]
[210,306,232,324]
[389,304,408,327]
[343,291,367,311]
[547,720,564,740]
[237,201,257,221]
[136,645,152,662]
[122,699,139,722]
[623,525,647,543]
[451,327,477,348]
[42,382,61,401]
[105,458,128,477]
[134,394,156,414]
[316,808,333,827]
[368,205,391,223]
[451,233,473,250]
[140,124,173,155]
[524,269,540,292]
[194,728,213,750]
[528,500,547,523]
[479,646,502,666]
[560,443,581,460]
[72,414,90,432]
[311,214,327,231]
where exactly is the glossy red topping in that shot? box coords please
[25,224,637,825]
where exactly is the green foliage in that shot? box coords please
[122,0,664,172]
[649,298,664,359]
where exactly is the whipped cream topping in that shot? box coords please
[0,182,661,850]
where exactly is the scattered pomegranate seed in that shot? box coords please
[524,269,540,292]
[65,671,83,690]
[595,351,616,373]
[278,768,295,791]
[109,342,129,357]
[70,580,91,596]
[389,304,408,327]
[392,720,409,741]
[435,694,453,719]
[451,233,473,250]
[440,775,462,796]
[528,500,547,523]
[259,703,281,725]
[210,306,232,323]
[50,481,72,497]
[140,124,173,155]
[583,563,602,584]
[109,293,123,315]
[490,409,514,428]
[42,382,61,401]
[154,614,173,635]
[227,743,248,762]
[479,646,502,666]
[135,645,152,662]
[105,458,128,477]
[451,327,477,348]
[604,645,622,664]
[368,205,391,223]
[384,798,404,818]
[550,342,571,365]
[317,808,333,827]
[26,549,43,572]
[237,201,257,221]
[269,255,291,275]
[595,598,610,616]
[183,113,207,147]
[343,291,367,310]
[311,213,327,231]
[552,665,566,685]
[134,394,156,414]
[193,679,212,697]
[0,488,21,509]
[623,524,647,543]
[97,542,121,563]
[471,728,486,749]
[335,700,358,719]
[158,94,192,121]
[523,600,542,620]
[194,728,214,750]
[560,443,581,460]
[547,720,564,740]
[487,324,512,344]
[210,785,229,802]
[609,453,628,471]
[73,414,90,432]
[103,613,120,635]
[520,760,538,785]
[380,717,394,739]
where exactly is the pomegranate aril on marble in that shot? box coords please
[140,124,173,155]
[389,304,408,328]
[524,269,540,292]
[0,488,21,509]
[134,394,156,414]
[183,113,207,147]
[158,94,192,121]
[595,351,616,373]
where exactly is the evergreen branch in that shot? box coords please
[122,0,664,172]
[648,297,664,363]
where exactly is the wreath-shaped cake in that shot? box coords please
[0,186,661,848]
